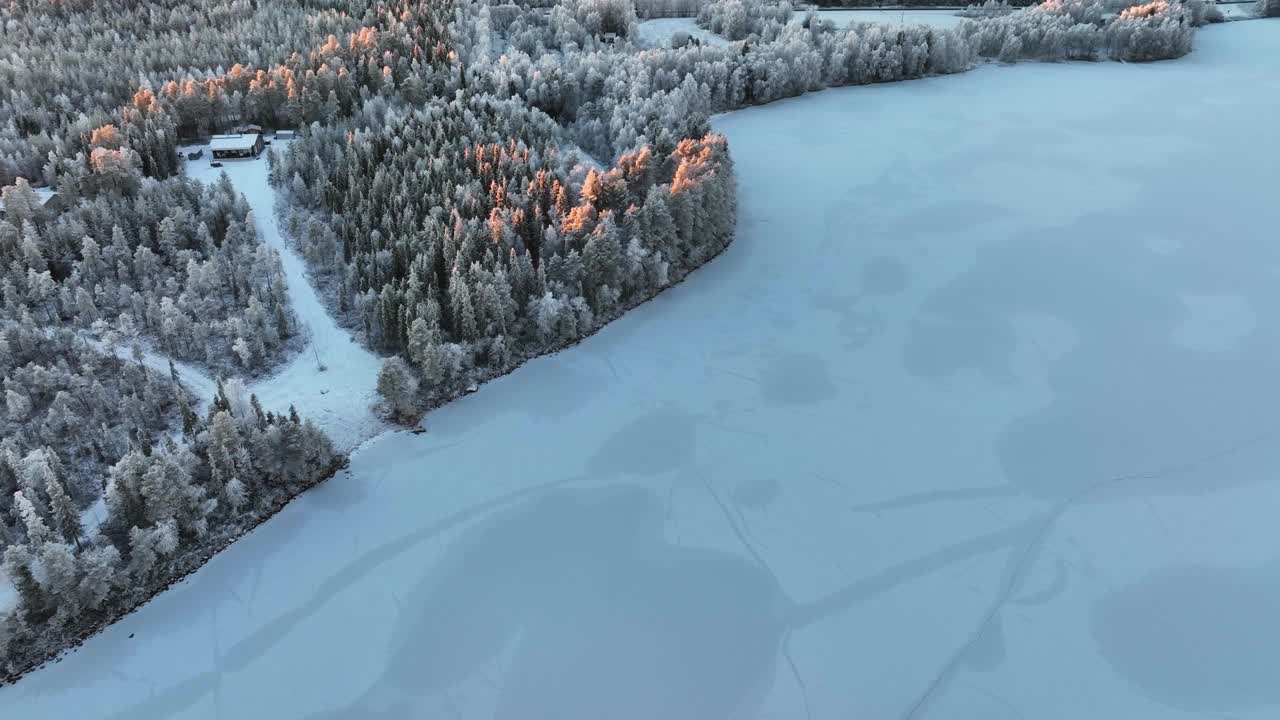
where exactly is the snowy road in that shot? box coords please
[4,20,1280,720]
[187,145,385,451]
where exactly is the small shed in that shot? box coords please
[274,130,297,140]
[211,134,263,159]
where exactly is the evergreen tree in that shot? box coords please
[376,357,421,423]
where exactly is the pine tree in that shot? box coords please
[2,544,48,618]
[76,545,121,610]
[13,490,50,545]
[376,356,421,423]
[447,268,478,341]
[104,450,150,537]
[44,471,83,550]
[5,387,31,422]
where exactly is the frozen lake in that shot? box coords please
[4,19,1280,720]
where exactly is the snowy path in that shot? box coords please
[186,145,385,451]
[78,335,219,406]
[5,21,1280,720]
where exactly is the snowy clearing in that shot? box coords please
[181,142,385,452]
[636,17,730,47]
[4,20,1280,720]
[813,8,967,28]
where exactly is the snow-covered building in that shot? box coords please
[211,134,263,159]
[0,184,63,218]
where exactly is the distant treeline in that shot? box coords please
[806,0,1036,7]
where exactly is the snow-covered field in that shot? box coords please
[183,143,385,452]
[814,8,967,28]
[636,17,730,47]
[5,20,1280,719]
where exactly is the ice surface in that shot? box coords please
[636,17,730,47]
[4,21,1280,719]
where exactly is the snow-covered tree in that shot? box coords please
[377,357,421,423]
[43,469,82,550]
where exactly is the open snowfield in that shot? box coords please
[814,8,967,29]
[184,143,385,452]
[4,19,1280,720]
[636,17,730,47]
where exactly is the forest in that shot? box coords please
[0,326,337,678]
[0,0,1225,683]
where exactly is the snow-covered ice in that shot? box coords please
[812,8,967,29]
[183,142,385,452]
[4,20,1280,719]
[636,17,730,47]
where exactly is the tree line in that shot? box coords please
[956,0,1220,63]
[2,173,295,374]
[0,325,338,679]
[275,93,734,419]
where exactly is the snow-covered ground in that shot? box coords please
[5,20,1280,719]
[636,17,730,47]
[1219,1,1261,19]
[0,569,13,616]
[181,142,385,452]
[814,8,967,28]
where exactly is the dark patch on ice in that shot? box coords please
[809,291,885,350]
[343,486,787,720]
[902,309,1017,384]
[902,201,1280,499]
[589,409,697,476]
[732,476,778,508]
[760,353,836,405]
[874,199,1006,242]
[1091,561,1280,712]
[861,256,908,296]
